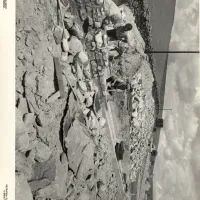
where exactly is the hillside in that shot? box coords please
[15,0,157,200]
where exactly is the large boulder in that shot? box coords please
[64,120,92,174]
[30,153,69,198]
[69,22,84,40]
[68,36,83,55]
[35,154,69,199]
[16,173,33,200]
[35,141,51,163]
[74,51,89,67]
[16,133,31,152]
[30,155,56,182]
[77,142,95,180]
[15,151,33,180]
[104,0,121,18]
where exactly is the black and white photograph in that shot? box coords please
[0,0,199,199]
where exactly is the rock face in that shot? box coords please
[16,173,33,200]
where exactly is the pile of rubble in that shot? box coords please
[129,72,146,181]
[128,59,155,182]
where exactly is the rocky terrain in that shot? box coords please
[15,0,156,200]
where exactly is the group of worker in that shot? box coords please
[104,16,133,93]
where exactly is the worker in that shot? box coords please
[106,23,133,41]
[109,40,129,60]
[106,75,128,95]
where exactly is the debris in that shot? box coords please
[76,63,84,80]
[69,22,84,40]
[16,108,27,137]
[96,0,104,5]
[64,13,74,29]
[47,46,53,52]
[78,80,87,92]
[75,51,89,66]
[35,184,60,199]
[99,117,106,127]
[94,21,101,28]
[46,91,60,103]
[16,32,22,40]
[63,29,70,39]
[68,36,83,55]
[53,26,63,44]
[79,8,87,21]
[54,57,66,98]
[18,52,24,60]
[35,114,47,127]
[22,59,27,66]
[86,96,93,107]
[104,0,121,18]
[83,69,92,79]
[33,57,43,66]
[131,110,138,118]
[61,0,69,7]
[64,120,91,173]
[78,192,90,200]
[60,152,67,164]
[77,142,95,180]
[132,118,140,128]
[76,89,85,103]
[68,145,84,174]
[61,52,68,62]
[29,179,52,195]
[83,107,90,115]
[95,31,103,48]
[86,173,95,190]
[67,54,74,63]
[16,173,33,200]
[62,38,69,52]
[23,113,35,125]
[25,34,33,46]
[35,141,51,162]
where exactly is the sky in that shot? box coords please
[154,0,200,199]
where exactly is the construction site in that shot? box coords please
[15,0,160,199]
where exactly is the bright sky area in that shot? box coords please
[154,0,200,199]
